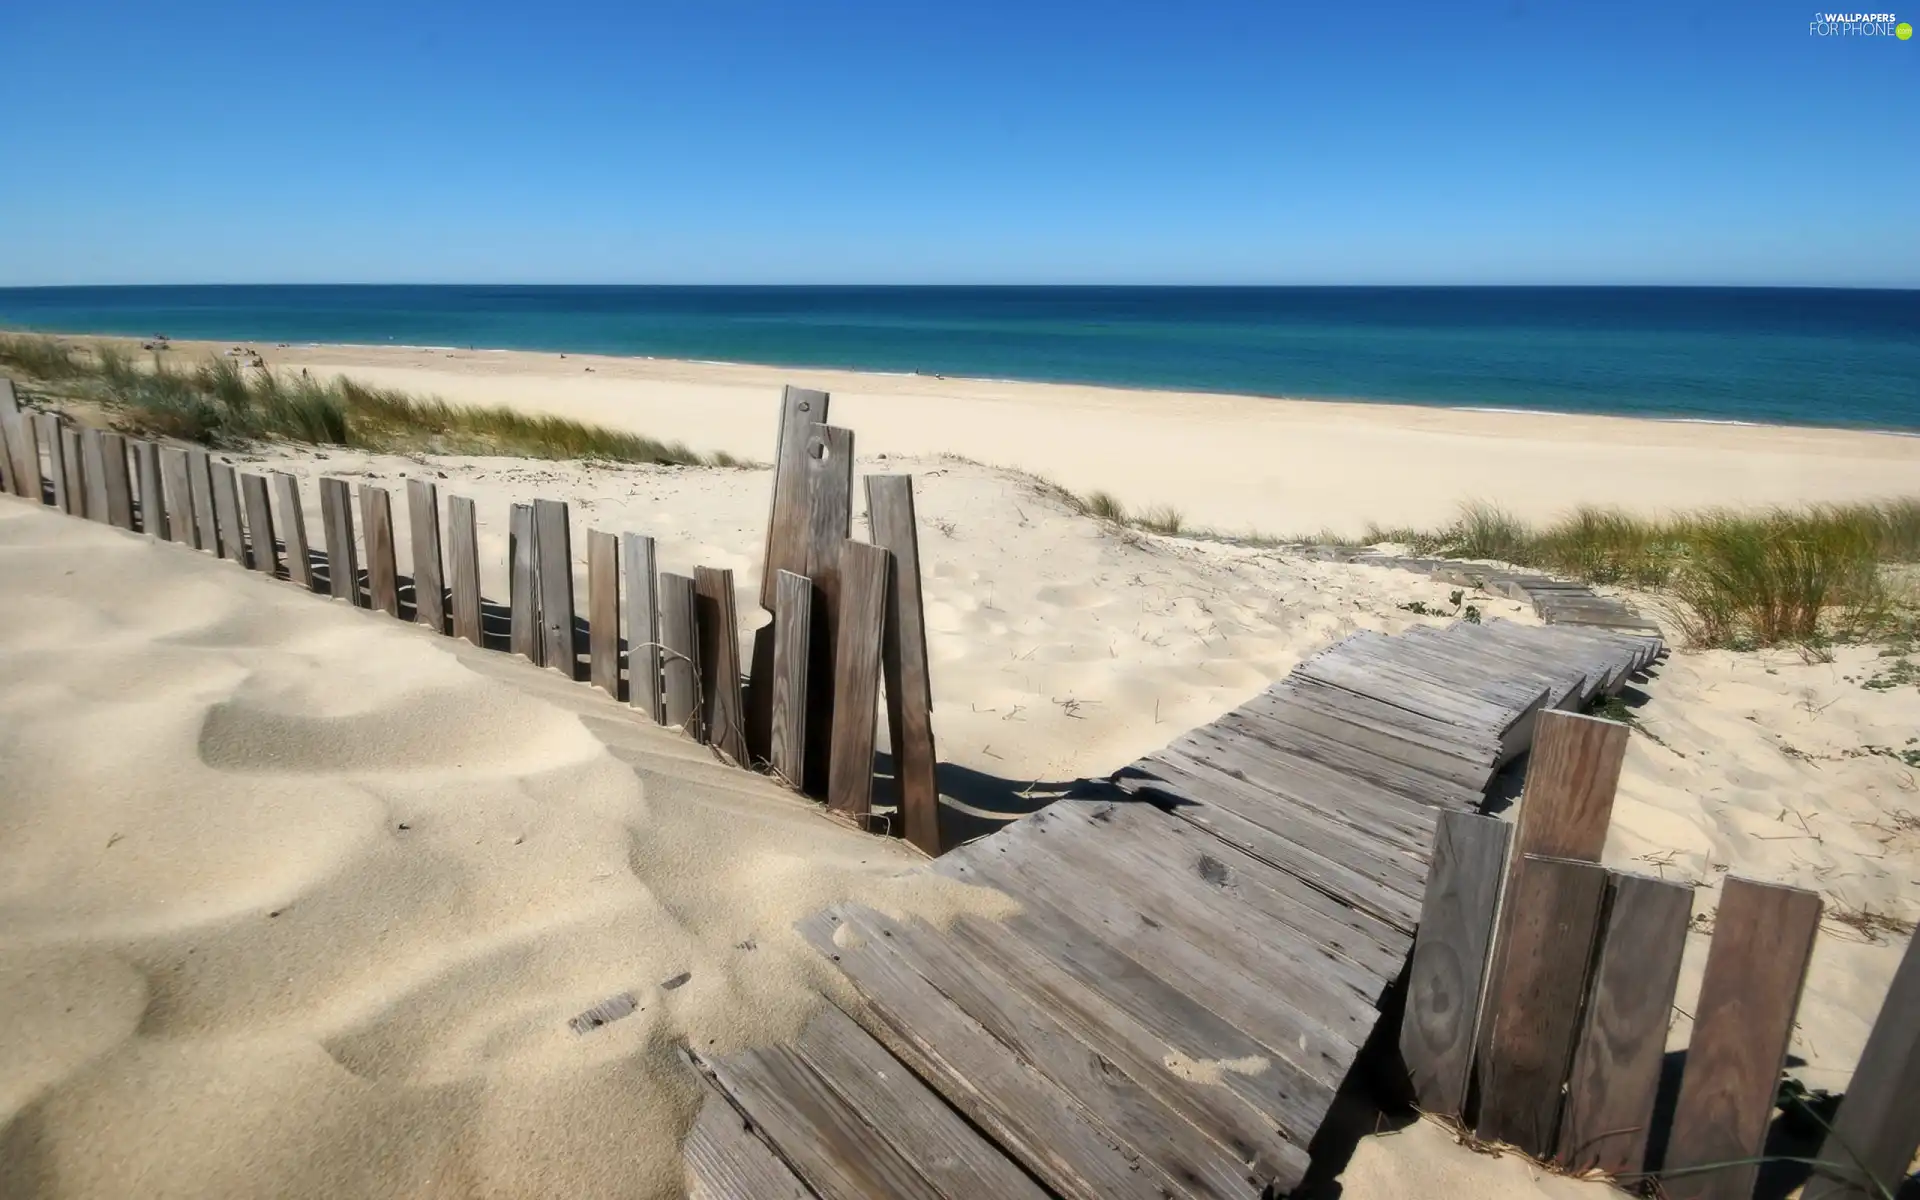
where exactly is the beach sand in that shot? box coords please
[2,345,1916,1198]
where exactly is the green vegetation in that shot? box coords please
[0,334,748,467]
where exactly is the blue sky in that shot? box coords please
[0,0,1913,286]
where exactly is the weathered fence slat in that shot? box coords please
[188,448,219,552]
[509,503,539,662]
[623,532,661,722]
[827,540,890,825]
[1557,871,1693,1176]
[1477,854,1609,1156]
[39,415,67,511]
[135,440,165,538]
[407,478,446,633]
[212,462,247,564]
[695,567,749,764]
[240,474,278,576]
[81,427,110,522]
[588,530,620,700]
[1400,810,1512,1118]
[1806,925,1920,1200]
[360,485,399,616]
[98,433,134,530]
[0,413,13,497]
[161,448,195,547]
[275,473,311,588]
[1663,878,1823,1200]
[5,410,42,501]
[319,477,359,603]
[534,499,575,677]
[802,424,854,795]
[60,426,86,517]
[760,384,830,610]
[866,474,939,853]
[771,569,812,789]
[448,495,482,645]
[659,572,702,736]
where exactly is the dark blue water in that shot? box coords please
[1,285,1916,431]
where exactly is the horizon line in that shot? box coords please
[3,281,1918,292]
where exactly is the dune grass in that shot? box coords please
[0,334,749,467]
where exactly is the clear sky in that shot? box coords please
[0,0,1913,286]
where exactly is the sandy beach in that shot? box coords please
[3,346,1917,1198]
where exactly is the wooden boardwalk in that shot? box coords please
[686,618,1660,1199]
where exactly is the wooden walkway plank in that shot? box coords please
[447,495,482,644]
[760,385,830,610]
[801,424,854,795]
[1557,871,1693,1176]
[587,530,620,700]
[623,532,661,721]
[770,569,811,788]
[319,477,359,603]
[659,571,702,736]
[360,484,399,615]
[533,499,575,676]
[211,461,246,563]
[1401,811,1512,1118]
[161,448,195,547]
[509,502,538,661]
[866,475,940,854]
[682,1084,813,1200]
[826,540,888,824]
[1477,854,1609,1157]
[134,440,164,538]
[81,427,109,523]
[1806,926,1920,1200]
[240,474,278,575]
[274,473,311,589]
[1663,878,1823,1200]
[407,478,446,633]
[695,566,749,764]
[99,433,134,529]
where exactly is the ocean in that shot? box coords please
[0,285,1915,431]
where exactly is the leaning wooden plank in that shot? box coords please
[38,415,67,511]
[187,448,219,552]
[659,572,702,736]
[760,385,830,610]
[1401,811,1512,1119]
[1476,854,1609,1157]
[319,477,360,603]
[211,461,247,563]
[865,475,939,854]
[447,495,483,644]
[1805,925,1920,1200]
[240,474,278,575]
[695,566,749,764]
[98,432,133,529]
[770,570,812,789]
[1557,870,1693,1177]
[587,531,620,701]
[81,427,110,522]
[801,424,854,795]
[134,440,164,538]
[826,541,889,824]
[274,472,311,588]
[623,532,661,721]
[407,478,446,633]
[5,411,42,501]
[360,484,399,616]
[509,503,539,661]
[0,415,13,497]
[682,1082,812,1200]
[61,426,87,517]
[533,499,576,677]
[161,448,195,546]
[1663,878,1823,1200]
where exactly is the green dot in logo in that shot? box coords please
[1899,20,1914,38]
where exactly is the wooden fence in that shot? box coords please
[0,380,942,854]
[1401,709,1920,1200]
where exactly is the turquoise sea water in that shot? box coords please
[0,285,1915,431]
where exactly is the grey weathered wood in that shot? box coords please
[211,461,247,563]
[533,499,575,677]
[160,448,195,546]
[587,531,620,700]
[5,411,41,501]
[760,384,830,610]
[319,477,359,603]
[60,426,86,517]
[37,415,67,511]
[1664,878,1823,1200]
[683,1084,812,1200]
[81,427,109,522]
[827,540,889,824]
[407,478,446,633]
[801,424,854,796]
[1558,871,1693,1176]
[187,448,219,552]
[274,473,311,588]
[0,414,13,497]
[1806,926,1920,1200]
[134,440,164,538]
[659,572,701,735]
[509,503,538,661]
[447,495,482,644]
[622,533,661,721]
[240,474,278,575]
[98,432,134,529]
[694,566,748,764]
[865,475,939,854]
[771,570,811,790]
[360,485,399,615]
[1477,854,1609,1156]
[1401,811,1512,1118]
